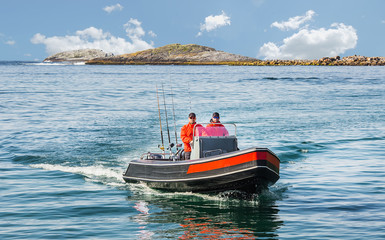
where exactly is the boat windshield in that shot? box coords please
[193,123,236,138]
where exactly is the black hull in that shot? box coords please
[123,147,280,193]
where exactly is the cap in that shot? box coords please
[212,112,220,118]
[188,112,196,118]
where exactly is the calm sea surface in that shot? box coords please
[1,62,384,239]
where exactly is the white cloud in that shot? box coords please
[148,30,157,38]
[271,10,315,31]
[258,23,358,60]
[197,11,231,36]
[1,33,15,45]
[124,18,145,40]
[382,20,385,24]
[76,27,107,40]
[31,18,155,56]
[5,40,15,45]
[103,3,123,13]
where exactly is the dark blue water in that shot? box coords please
[1,62,384,239]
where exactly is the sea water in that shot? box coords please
[1,62,384,239]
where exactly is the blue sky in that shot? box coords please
[1,0,384,61]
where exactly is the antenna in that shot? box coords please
[161,83,172,150]
[156,85,164,153]
[187,81,192,112]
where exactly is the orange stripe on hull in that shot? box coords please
[266,153,280,170]
[187,151,279,174]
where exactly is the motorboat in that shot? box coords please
[123,123,280,193]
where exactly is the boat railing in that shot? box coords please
[140,150,183,161]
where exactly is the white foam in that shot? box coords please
[30,163,125,185]
[127,182,260,205]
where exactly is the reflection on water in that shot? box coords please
[128,185,284,239]
[133,201,150,214]
[180,217,255,239]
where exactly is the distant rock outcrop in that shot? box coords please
[44,49,114,62]
[43,45,385,66]
[249,55,385,66]
[86,44,257,65]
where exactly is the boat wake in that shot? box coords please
[29,157,287,204]
[217,184,287,202]
[125,180,287,205]
[29,163,125,186]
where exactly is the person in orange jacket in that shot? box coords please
[206,112,229,136]
[180,112,203,160]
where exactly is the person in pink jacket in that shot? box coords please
[205,112,229,137]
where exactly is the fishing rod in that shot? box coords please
[161,83,172,151]
[156,85,164,153]
[169,77,179,150]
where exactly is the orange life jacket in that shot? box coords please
[180,123,203,152]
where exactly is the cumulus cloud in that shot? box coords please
[31,18,155,56]
[124,18,145,40]
[103,3,123,13]
[197,11,231,36]
[258,23,358,60]
[271,10,315,31]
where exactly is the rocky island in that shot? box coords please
[44,49,113,63]
[44,44,385,66]
[86,44,256,65]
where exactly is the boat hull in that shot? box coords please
[123,147,280,193]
